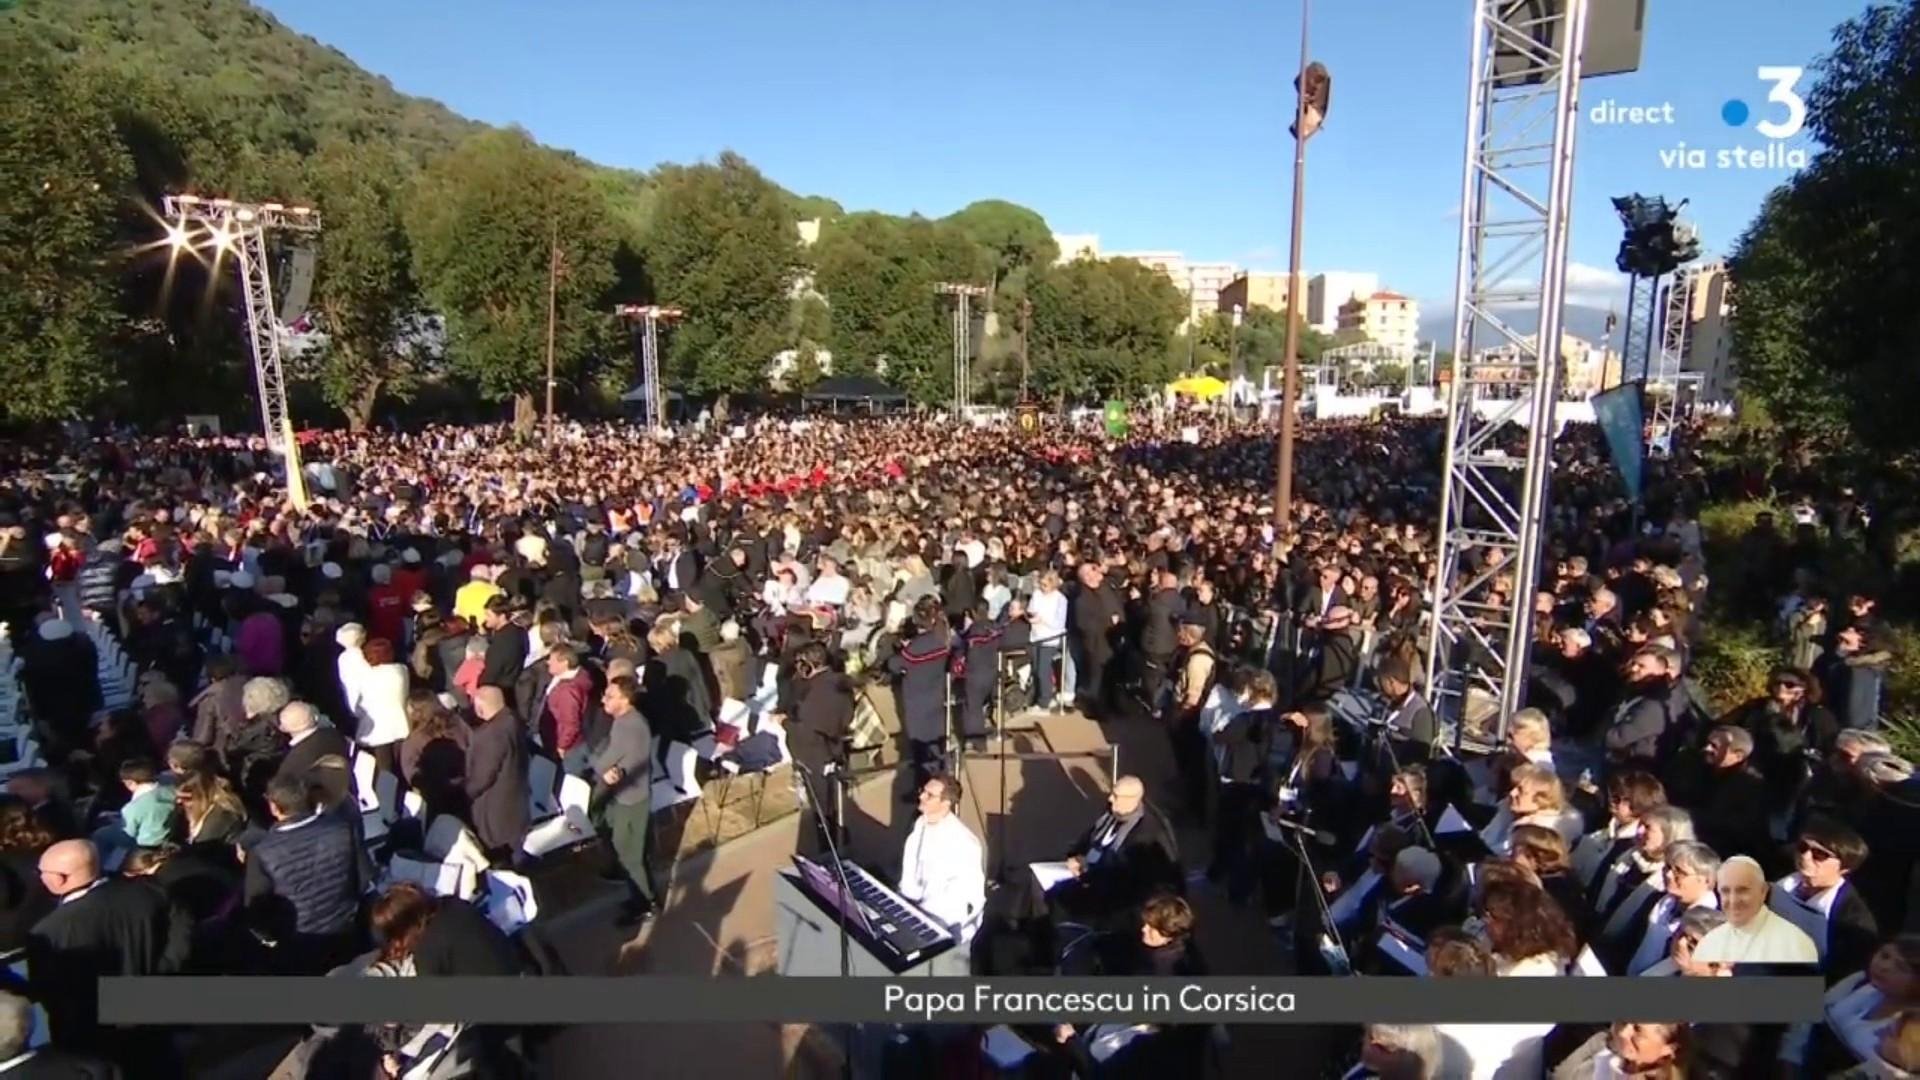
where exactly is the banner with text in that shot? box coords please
[102,976,1821,1027]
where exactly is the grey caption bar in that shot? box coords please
[100,976,1823,1026]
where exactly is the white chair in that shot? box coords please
[482,869,540,934]
[424,815,492,884]
[387,853,474,900]
[520,776,595,858]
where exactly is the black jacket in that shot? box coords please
[0,1047,123,1079]
[791,672,854,769]
[463,711,530,856]
[244,813,364,939]
[26,879,187,1045]
[274,726,355,812]
[1693,764,1771,864]
[1216,706,1275,786]
[1064,804,1182,915]
[1140,588,1180,657]
[480,628,529,703]
[412,896,524,976]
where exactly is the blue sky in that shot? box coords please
[260,0,1871,312]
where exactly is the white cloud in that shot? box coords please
[1562,261,1627,309]
[1482,260,1626,311]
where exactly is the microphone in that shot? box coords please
[1269,815,1338,847]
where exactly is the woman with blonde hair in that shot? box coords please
[1480,763,1581,854]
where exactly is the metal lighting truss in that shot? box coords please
[1647,267,1697,453]
[1424,0,1591,740]
[162,194,321,495]
[937,283,987,420]
[1619,271,1660,387]
[615,304,683,430]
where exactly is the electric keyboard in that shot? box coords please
[779,855,960,975]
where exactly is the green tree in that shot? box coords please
[1027,258,1185,403]
[942,200,1058,291]
[1728,2,1920,457]
[306,140,428,429]
[645,152,797,407]
[408,128,617,430]
[0,36,133,423]
[812,212,991,403]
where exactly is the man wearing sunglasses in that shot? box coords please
[1768,816,1881,984]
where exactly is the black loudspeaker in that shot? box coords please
[1492,0,1646,88]
[277,245,317,323]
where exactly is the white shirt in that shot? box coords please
[900,812,985,943]
[1693,905,1819,965]
[1029,589,1068,644]
[959,539,986,569]
[805,572,850,608]
[337,647,371,727]
[356,662,412,747]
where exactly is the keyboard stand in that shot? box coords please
[774,870,970,977]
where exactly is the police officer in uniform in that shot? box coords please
[888,596,954,788]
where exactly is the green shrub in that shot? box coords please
[1691,616,1777,714]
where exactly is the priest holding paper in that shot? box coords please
[1032,776,1180,932]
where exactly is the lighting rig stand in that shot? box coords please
[162,195,321,508]
[615,304,684,431]
[936,283,987,422]
[1424,0,1591,741]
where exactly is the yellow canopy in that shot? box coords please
[1168,375,1229,400]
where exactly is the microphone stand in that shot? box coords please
[1360,712,1440,854]
[1270,814,1353,975]
[792,761,856,980]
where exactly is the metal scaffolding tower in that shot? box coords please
[1424,0,1591,739]
[1647,267,1697,453]
[1618,272,1659,388]
[161,194,321,505]
[615,304,683,430]
[937,283,987,419]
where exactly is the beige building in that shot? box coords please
[1308,271,1381,334]
[1337,291,1421,354]
[1217,271,1308,315]
[1681,261,1739,403]
[1109,251,1247,326]
[1474,332,1619,397]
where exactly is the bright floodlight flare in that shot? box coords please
[165,218,191,252]
[209,221,235,252]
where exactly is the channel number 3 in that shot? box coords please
[1755,67,1806,140]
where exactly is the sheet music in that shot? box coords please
[1030,860,1077,892]
[1327,869,1382,928]
[1570,945,1608,976]
[1377,930,1429,976]
[1436,804,1473,835]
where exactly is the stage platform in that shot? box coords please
[534,703,1322,1078]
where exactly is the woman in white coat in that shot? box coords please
[355,635,412,776]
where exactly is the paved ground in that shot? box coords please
[199,698,1350,1078]
[533,700,1343,1078]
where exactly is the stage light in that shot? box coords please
[210,223,235,252]
[165,219,191,252]
[235,208,256,223]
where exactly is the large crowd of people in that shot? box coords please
[0,406,1910,1078]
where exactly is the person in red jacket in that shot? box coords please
[538,646,593,771]
[366,563,409,647]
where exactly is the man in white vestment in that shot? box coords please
[900,772,986,944]
[1693,855,1818,968]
